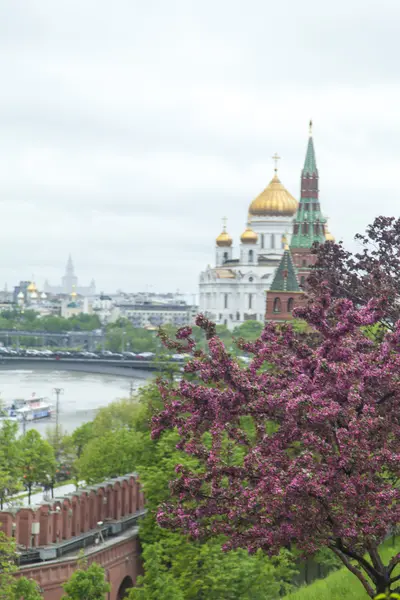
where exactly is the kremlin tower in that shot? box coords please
[290,121,328,288]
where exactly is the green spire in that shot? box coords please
[291,121,326,249]
[302,135,318,176]
[270,247,300,292]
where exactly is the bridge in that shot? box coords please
[0,474,145,600]
[0,356,180,377]
[0,329,105,351]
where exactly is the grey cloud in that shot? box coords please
[0,0,399,292]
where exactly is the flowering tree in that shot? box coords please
[309,216,400,326]
[154,295,400,598]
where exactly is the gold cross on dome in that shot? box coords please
[272,152,281,172]
[222,216,227,231]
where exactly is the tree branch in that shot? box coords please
[334,539,378,582]
[330,546,375,598]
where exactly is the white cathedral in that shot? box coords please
[199,156,299,330]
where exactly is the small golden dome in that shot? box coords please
[27,282,37,293]
[325,228,335,242]
[249,173,298,217]
[216,229,232,247]
[240,228,258,244]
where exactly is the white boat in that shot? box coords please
[6,396,53,421]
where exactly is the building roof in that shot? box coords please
[270,247,301,292]
[302,131,318,176]
[248,172,298,217]
[215,268,236,279]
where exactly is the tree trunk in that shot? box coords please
[28,483,31,505]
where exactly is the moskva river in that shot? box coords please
[0,369,152,435]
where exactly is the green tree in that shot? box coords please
[19,430,56,503]
[77,428,145,484]
[12,577,43,600]
[131,536,295,600]
[70,422,95,458]
[0,421,21,508]
[129,544,184,600]
[0,532,43,600]
[62,558,110,600]
[232,320,263,341]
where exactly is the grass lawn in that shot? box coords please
[284,539,400,599]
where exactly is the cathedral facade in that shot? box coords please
[199,125,332,329]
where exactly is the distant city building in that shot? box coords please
[44,255,96,297]
[91,293,113,324]
[61,289,92,319]
[111,300,197,328]
[14,280,60,317]
[199,123,332,329]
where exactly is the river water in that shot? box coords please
[0,369,152,436]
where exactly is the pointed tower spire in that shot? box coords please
[66,254,74,274]
[270,246,300,293]
[302,120,318,177]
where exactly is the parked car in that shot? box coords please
[137,352,155,360]
[122,351,137,359]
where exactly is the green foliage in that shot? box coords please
[74,383,298,598]
[0,532,43,599]
[284,539,400,600]
[70,422,95,458]
[0,310,101,335]
[128,544,185,600]
[11,577,43,600]
[105,322,158,353]
[232,320,263,341]
[0,421,21,508]
[62,558,110,600]
[18,430,56,502]
[131,535,296,600]
[77,428,146,484]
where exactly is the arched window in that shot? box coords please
[271,234,275,249]
[223,251,228,262]
[236,311,240,321]
[261,234,264,249]
[293,224,299,234]
[248,294,253,309]
[273,298,281,313]
[224,293,228,309]
[302,223,309,234]
[302,259,307,267]
[287,298,294,312]
[248,250,254,263]
[300,276,306,287]
[314,223,320,234]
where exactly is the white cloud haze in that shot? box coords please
[0,0,399,293]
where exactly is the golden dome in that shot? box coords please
[249,173,298,217]
[325,228,335,242]
[216,229,232,247]
[240,228,258,244]
[27,282,37,293]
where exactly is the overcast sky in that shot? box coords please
[0,0,399,295]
